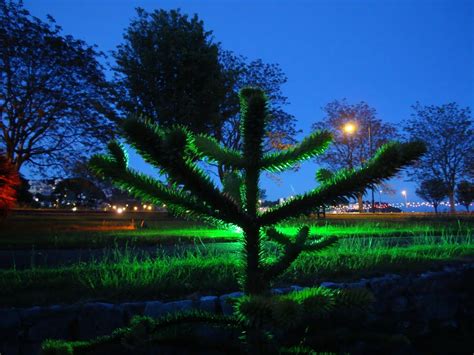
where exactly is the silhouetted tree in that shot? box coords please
[15,175,33,206]
[0,0,116,174]
[312,99,398,211]
[113,8,224,135]
[217,51,298,179]
[53,178,105,208]
[405,103,473,212]
[456,180,473,212]
[415,178,448,213]
[113,9,298,181]
[91,88,425,296]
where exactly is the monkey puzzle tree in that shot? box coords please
[90,88,425,296]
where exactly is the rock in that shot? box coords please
[19,342,41,355]
[274,287,293,294]
[198,296,218,313]
[0,342,19,355]
[18,306,42,325]
[391,296,408,313]
[414,294,459,320]
[320,282,341,289]
[346,280,367,289]
[27,306,78,342]
[0,309,20,340]
[160,300,194,316]
[77,303,124,340]
[144,301,164,318]
[271,288,284,295]
[219,292,243,316]
[121,302,146,323]
[145,300,194,318]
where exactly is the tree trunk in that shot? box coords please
[357,193,364,213]
[243,225,266,295]
[448,191,456,213]
[433,203,438,214]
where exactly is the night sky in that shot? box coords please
[24,0,473,205]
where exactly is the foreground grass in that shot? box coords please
[1,234,472,307]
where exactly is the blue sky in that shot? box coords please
[24,0,473,203]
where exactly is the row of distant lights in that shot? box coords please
[71,203,167,213]
[110,204,163,214]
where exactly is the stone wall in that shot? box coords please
[1,263,472,355]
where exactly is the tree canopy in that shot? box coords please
[113,8,224,135]
[53,177,105,208]
[405,102,473,212]
[312,99,398,211]
[113,8,298,181]
[415,178,448,213]
[456,180,473,212]
[0,0,116,174]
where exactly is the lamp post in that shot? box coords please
[378,190,382,210]
[343,122,357,211]
[401,190,408,211]
[342,121,375,213]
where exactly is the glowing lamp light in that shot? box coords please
[147,205,152,211]
[72,207,77,212]
[343,122,356,134]
[133,206,138,211]
[401,190,407,197]
[117,207,124,214]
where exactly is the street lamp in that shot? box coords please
[401,190,408,210]
[342,121,375,212]
[343,122,356,135]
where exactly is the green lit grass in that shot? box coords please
[1,211,471,249]
[1,234,472,307]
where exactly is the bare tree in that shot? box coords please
[312,99,398,211]
[0,0,116,174]
[405,102,473,212]
[416,178,448,213]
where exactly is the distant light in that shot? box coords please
[143,204,147,209]
[117,207,124,214]
[112,205,117,210]
[401,190,407,196]
[147,205,152,211]
[72,207,77,212]
[133,206,138,211]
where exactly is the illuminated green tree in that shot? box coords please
[90,88,425,296]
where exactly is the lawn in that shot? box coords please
[0,209,472,249]
[1,228,472,307]
[1,211,472,307]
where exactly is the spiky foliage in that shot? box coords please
[90,87,425,296]
[234,287,375,330]
[0,155,20,218]
[42,311,243,354]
